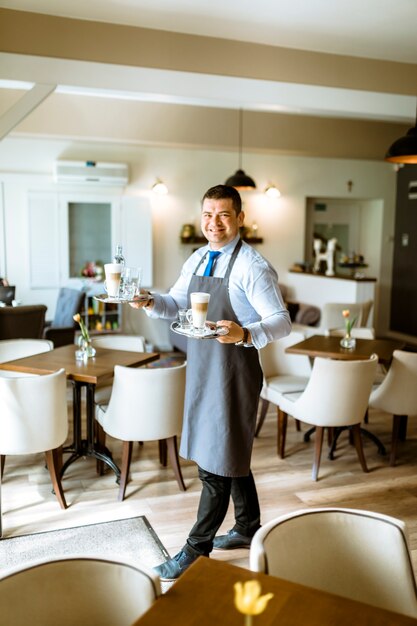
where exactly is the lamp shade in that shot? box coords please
[385,115,417,164]
[225,109,256,190]
[225,169,256,190]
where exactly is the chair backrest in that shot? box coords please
[319,301,373,330]
[0,285,15,305]
[0,338,53,362]
[52,288,85,327]
[91,334,146,352]
[249,507,417,618]
[0,369,68,455]
[0,556,161,626]
[369,350,417,416]
[327,327,375,339]
[98,363,186,441]
[285,354,378,427]
[0,305,47,340]
[259,331,311,379]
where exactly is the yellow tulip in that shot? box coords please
[234,580,274,617]
[73,313,81,323]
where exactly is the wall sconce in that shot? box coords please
[152,178,168,195]
[264,184,281,199]
[225,109,256,190]
[385,102,417,163]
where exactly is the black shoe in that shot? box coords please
[213,529,253,550]
[153,550,198,582]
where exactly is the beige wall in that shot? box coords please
[0,136,397,347]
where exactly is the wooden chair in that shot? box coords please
[96,363,187,500]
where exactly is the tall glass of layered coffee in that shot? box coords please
[104,263,123,298]
[189,292,210,335]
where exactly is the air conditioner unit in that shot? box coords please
[53,160,129,186]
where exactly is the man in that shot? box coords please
[131,184,291,581]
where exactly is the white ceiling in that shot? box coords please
[3,0,417,63]
[1,0,417,124]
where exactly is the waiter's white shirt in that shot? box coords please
[146,235,291,349]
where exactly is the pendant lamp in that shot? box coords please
[225,109,256,190]
[385,103,417,164]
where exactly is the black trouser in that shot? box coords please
[183,466,261,557]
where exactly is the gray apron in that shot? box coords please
[180,239,263,477]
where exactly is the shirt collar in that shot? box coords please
[208,234,240,256]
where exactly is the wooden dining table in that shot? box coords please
[285,334,405,365]
[0,344,159,479]
[133,557,417,626]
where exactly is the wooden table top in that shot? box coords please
[134,557,417,626]
[285,334,405,364]
[0,344,159,384]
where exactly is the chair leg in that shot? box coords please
[255,398,269,437]
[118,441,133,502]
[96,422,107,475]
[166,435,186,492]
[159,440,167,466]
[351,424,369,473]
[312,426,324,481]
[0,468,2,538]
[364,407,369,424]
[45,449,68,509]
[277,409,288,459]
[399,415,408,441]
[390,414,404,467]
[295,419,301,432]
[0,455,5,479]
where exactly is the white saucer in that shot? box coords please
[94,294,153,304]
[170,321,229,339]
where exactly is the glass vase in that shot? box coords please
[75,335,96,360]
[340,333,356,350]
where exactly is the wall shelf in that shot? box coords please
[180,236,263,244]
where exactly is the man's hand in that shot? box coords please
[215,320,249,344]
[129,291,154,310]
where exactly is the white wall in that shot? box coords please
[0,136,397,345]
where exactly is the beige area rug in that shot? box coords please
[0,515,170,575]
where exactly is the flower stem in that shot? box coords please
[245,615,253,626]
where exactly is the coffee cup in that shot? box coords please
[189,292,210,334]
[104,263,123,298]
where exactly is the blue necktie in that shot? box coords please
[203,251,221,276]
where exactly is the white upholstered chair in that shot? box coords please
[369,350,417,466]
[96,363,187,500]
[249,507,417,618]
[319,300,373,331]
[0,338,53,376]
[0,369,69,536]
[0,556,161,626]
[257,332,312,457]
[326,327,375,339]
[91,333,146,352]
[91,334,147,404]
[279,354,378,480]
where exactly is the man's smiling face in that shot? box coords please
[201,198,244,250]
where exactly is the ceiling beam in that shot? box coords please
[0,83,56,141]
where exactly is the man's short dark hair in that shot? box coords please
[202,185,242,215]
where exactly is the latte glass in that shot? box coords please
[189,292,210,335]
[104,263,123,298]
